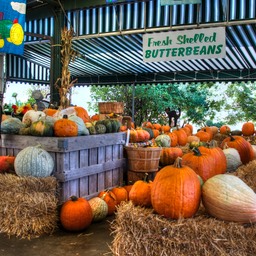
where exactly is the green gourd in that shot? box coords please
[68,115,89,136]
[1,117,25,134]
[14,145,54,177]
[95,123,106,134]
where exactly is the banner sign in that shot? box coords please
[143,27,226,63]
[0,0,26,56]
[161,0,201,5]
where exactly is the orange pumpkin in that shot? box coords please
[142,121,153,129]
[195,130,211,142]
[184,123,193,134]
[60,195,93,231]
[111,187,128,205]
[161,125,171,133]
[219,125,231,135]
[160,147,183,166]
[129,129,138,143]
[43,108,58,117]
[74,106,90,123]
[98,190,117,215]
[220,135,254,165]
[129,174,152,207]
[0,156,15,173]
[242,122,255,136]
[182,147,217,182]
[53,115,78,137]
[173,128,188,146]
[200,127,213,141]
[151,157,201,219]
[152,123,162,131]
[152,128,160,138]
[167,132,178,147]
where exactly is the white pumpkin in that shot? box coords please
[22,110,46,127]
[14,145,54,177]
[88,197,108,222]
[223,147,242,172]
[68,115,89,136]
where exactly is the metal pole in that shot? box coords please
[132,83,135,123]
[0,54,6,141]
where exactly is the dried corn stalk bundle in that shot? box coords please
[111,201,256,256]
[55,27,79,110]
[0,174,59,239]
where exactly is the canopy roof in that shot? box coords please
[6,0,256,86]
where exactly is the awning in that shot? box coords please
[6,0,256,86]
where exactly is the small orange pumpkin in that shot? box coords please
[219,125,231,135]
[242,122,255,136]
[54,115,78,137]
[111,187,128,205]
[160,147,183,166]
[60,195,93,232]
[98,190,117,215]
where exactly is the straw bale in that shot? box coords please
[0,174,59,239]
[231,159,256,192]
[111,201,256,256]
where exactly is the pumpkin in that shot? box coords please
[173,128,188,146]
[242,121,255,136]
[219,125,231,135]
[95,123,107,134]
[142,121,153,129]
[202,174,256,223]
[184,123,193,134]
[222,143,242,172]
[98,190,117,216]
[160,147,183,166]
[123,184,133,200]
[220,135,254,165]
[152,123,162,131]
[129,174,152,207]
[111,187,128,205]
[88,197,108,222]
[200,127,214,141]
[14,145,54,177]
[30,119,54,136]
[129,129,138,143]
[167,132,178,147]
[195,130,211,142]
[182,147,217,182]
[68,115,89,135]
[155,134,171,147]
[161,125,171,133]
[198,140,227,175]
[136,128,150,142]
[22,109,46,127]
[187,135,200,144]
[0,156,15,173]
[142,127,154,139]
[151,158,201,219]
[74,106,90,123]
[152,128,160,138]
[54,115,78,137]
[60,195,93,231]
[1,117,25,134]
[43,108,58,117]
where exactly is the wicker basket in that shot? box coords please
[125,147,161,173]
[98,102,124,114]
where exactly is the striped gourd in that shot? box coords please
[14,145,54,177]
[88,197,108,222]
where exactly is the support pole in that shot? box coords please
[0,54,6,140]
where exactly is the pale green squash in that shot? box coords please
[14,145,54,177]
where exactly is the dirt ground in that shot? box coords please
[0,216,114,256]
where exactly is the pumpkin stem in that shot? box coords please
[228,134,235,141]
[173,157,183,168]
[192,147,202,156]
[70,195,78,201]
[143,172,149,182]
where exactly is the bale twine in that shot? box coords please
[0,174,59,239]
[111,161,256,256]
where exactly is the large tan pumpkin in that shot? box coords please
[202,174,256,223]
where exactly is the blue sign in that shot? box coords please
[161,0,201,5]
[0,0,26,56]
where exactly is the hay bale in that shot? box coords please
[111,201,256,256]
[232,159,256,192]
[0,174,59,239]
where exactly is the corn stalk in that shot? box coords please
[55,27,79,110]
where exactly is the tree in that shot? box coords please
[88,82,219,127]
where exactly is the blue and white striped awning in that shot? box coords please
[6,0,256,85]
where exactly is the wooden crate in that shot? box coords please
[0,133,126,203]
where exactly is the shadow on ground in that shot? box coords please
[0,216,114,256]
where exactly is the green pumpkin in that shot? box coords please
[30,120,54,136]
[111,119,121,133]
[95,123,107,134]
[1,117,25,134]
[14,145,54,177]
[88,126,97,135]
[102,120,112,133]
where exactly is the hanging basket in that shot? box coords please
[125,147,161,173]
[98,102,124,114]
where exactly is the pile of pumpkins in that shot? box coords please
[0,106,121,137]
